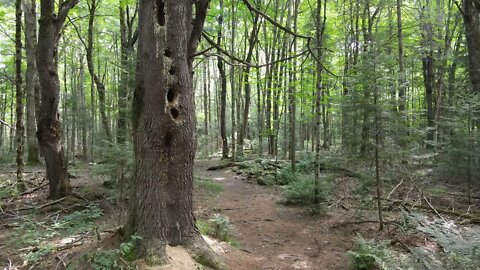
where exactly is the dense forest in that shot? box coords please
[0,0,479,269]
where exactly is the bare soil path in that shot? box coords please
[194,160,354,270]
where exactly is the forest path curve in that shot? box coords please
[194,160,353,270]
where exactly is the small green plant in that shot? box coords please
[197,214,237,245]
[0,177,18,199]
[276,166,296,185]
[209,214,232,242]
[82,235,141,270]
[347,236,389,270]
[281,175,330,205]
[53,204,103,233]
[93,143,134,186]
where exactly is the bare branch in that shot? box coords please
[240,0,310,39]
[58,0,80,26]
[188,0,210,59]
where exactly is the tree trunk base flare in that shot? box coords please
[37,117,71,200]
[136,235,229,269]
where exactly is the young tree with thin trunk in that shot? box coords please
[217,0,229,159]
[36,0,79,199]
[126,0,227,268]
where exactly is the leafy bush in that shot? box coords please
[281,175,330,205]
[347,236,389,270]
[276,166,296,185]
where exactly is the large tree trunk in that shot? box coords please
[127,1,226,268]
[24,0,40,165]
[36,0,78,199]
[15,0,25,191]
[462,0,480,93]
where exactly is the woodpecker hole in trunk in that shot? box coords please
[156,0,165,26]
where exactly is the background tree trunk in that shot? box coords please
[24,0,40,165]
[36,0,78,199]
[15,0,25,191]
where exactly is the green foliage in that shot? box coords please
[208,214,232,242]
[0,176,17,199]
[53,204,103,233]
[281,175,330,205]
[195,177,224,196]
[197,214,236,244]
[82,235,141,270]
[347,236,389,270]
[93,143,134,186]
[276,166,296,185]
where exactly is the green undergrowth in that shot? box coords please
[280,173,331,206]
[347,236,390,270]
[9,204,104,265]
[195,177,224,196]
[73,235,141,270]
[0,176,17,199]
[197,214,239,247]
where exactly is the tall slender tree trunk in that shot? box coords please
[238,15,259,157]
[217,0,228,158]
[86,0,112,144]
[462,0,480,93]
[79,55,88,161]
[230,0,237,159]
[36,0,78,199]
[15,0,25,191]
[24,0,40,165]
[118,1,137,144]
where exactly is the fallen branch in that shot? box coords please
[331,219,394,229]
[387,178,405,199]
[207,162,237,171]
[19,181,48,197]
[16,197,66,212]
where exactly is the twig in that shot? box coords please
[331,219,394,229]
[16,197,66,211]
[387,178,404,199]
[19,182,48,196]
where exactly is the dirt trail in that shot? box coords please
[194,160,353,270]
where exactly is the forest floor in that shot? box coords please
[0,158,479,269]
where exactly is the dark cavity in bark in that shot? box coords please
[171,107,180,119]
[156,0,165,26]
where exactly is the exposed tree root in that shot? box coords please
[186,235,229,270]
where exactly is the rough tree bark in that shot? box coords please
[127,0,227,268]
[15,0,25,191]
[36,0,78,199]
[118,0,137,144]
[24,0,40,165]
[462,0,480,93]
